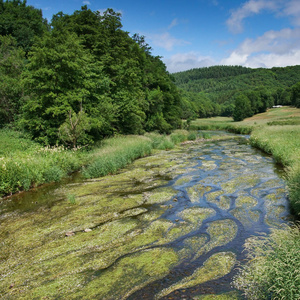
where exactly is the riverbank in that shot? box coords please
[0,129,205,198]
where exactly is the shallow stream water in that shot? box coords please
[0,133,289,299]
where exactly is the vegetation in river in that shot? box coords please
[156,252,237,299]
[191,107,300,217]
[194,291,241,299]
[2,142,243,299]
[233,225,300,300]
[0,130,289,299]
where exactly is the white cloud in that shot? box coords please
[221,28,300,67]
[148,32,190,51]
[283,0,300,26]
[227,0,278,34]
[168,18,179,30]
[164,52,215,73]
[83,1,91,5]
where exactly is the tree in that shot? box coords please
[0,35,25,126]
[21,29,113,145]
[0,0,48,54]
[291,82,300,108]
[233,94,253,122]
[59,109,91,148]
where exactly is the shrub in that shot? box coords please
[187,131,197,140]
[170,130,188,144]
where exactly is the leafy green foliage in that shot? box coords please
[7,5,181,144]
[233,94,253,121]
[173,65,300,117]
[0,0,48,54]
[0,35,25,126]
[20,30,106,145]
[291,81,300,108]
[59,109,92,147]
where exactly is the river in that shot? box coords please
[0,132,289,299]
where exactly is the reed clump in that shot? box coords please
[233,225,300,300]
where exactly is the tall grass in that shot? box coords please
[233,225,300,300]
[1,129,205,197]
[82,136,152,178]
[83,130,198,178]
[0,129,85,196]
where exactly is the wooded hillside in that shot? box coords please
[0,1,182,145]
[173,65,300,120]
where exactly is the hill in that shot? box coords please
[173,65,300,118]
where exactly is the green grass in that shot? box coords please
[250,125,300,214]
[83,130,201,178]
[82,136,153,178]
[0,129,85,196]
[233,225,300,300]
[0,129,203,197]
[189,117,253,134]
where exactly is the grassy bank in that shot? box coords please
[0,129,86,197]
[233,225,300,300]
[0,129,202,198]
[189,117,253,134]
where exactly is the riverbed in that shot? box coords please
[0,133,289,299]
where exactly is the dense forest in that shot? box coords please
[0,0,183,146]
[173,65,300,121]
[1,0,300,146]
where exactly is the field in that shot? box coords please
[190,107,300,133]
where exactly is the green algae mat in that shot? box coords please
[0,134,289,299]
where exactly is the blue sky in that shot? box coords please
[26,0,300,73]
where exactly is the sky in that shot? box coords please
[26,0,300,73]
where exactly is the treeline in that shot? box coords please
[0,0,183,146]
[173,65,300,121]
